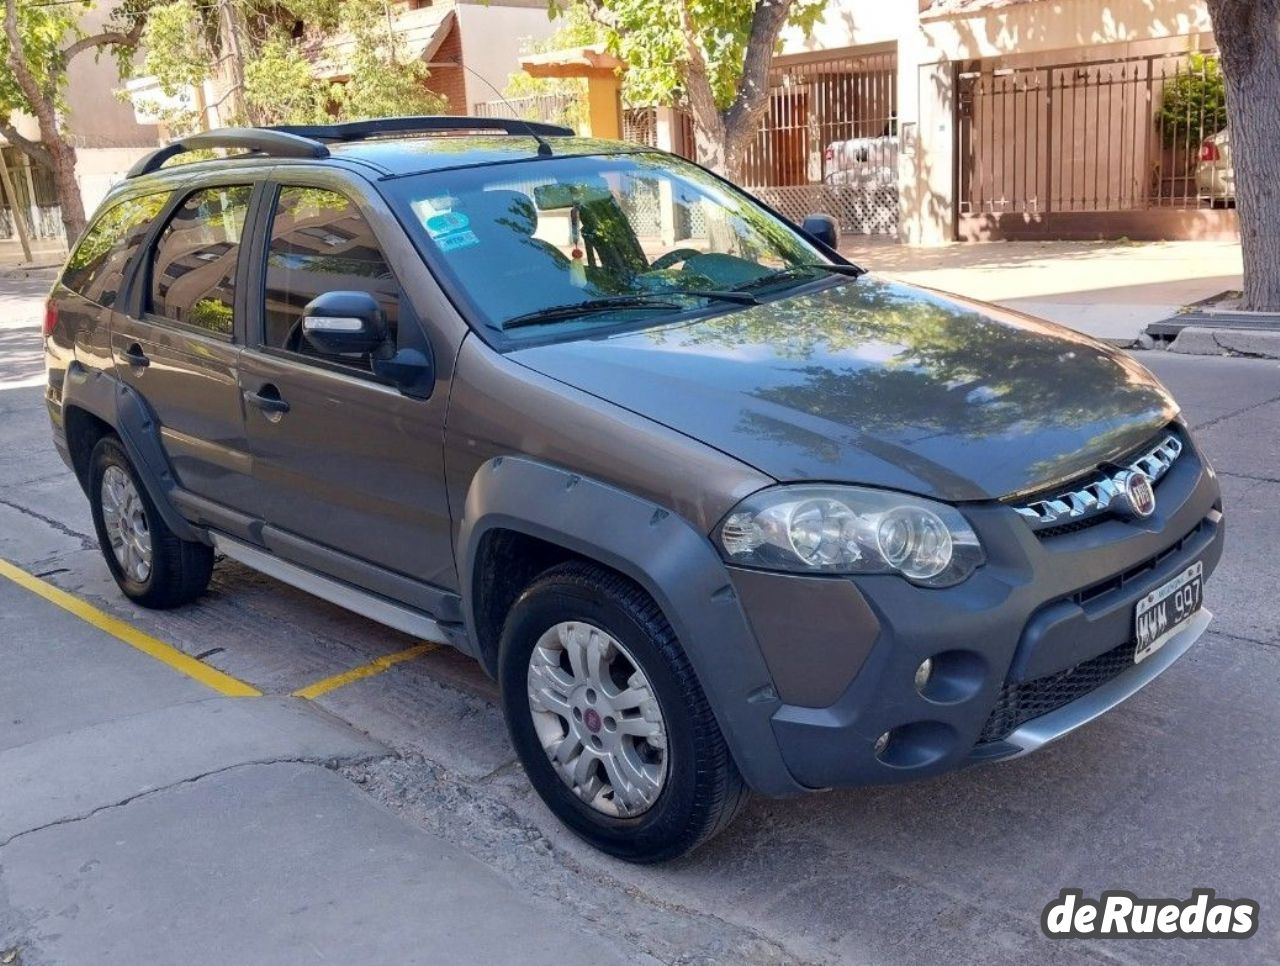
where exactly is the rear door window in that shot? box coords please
[261,186,401,371]
[148,185,253,336]
[61,192,170,308]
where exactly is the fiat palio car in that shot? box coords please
[45,117,1222,862]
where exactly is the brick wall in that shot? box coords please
[426,24,466,114]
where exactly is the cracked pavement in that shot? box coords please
[2,280,1279,964]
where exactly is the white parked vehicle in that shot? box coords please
[823,134,899,187]
[1196,130,1234,206]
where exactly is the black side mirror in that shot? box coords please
[801,213,839,251]
[301,291,390,358]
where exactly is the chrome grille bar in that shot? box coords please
[1014,434,1184,530]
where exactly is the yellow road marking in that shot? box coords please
[0,557,261,698]
[292,643,437,700]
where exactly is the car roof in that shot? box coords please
[119,134,651,195]
[326,134,648,177]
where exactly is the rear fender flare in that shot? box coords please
[61,364,204,543]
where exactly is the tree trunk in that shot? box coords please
[1207,0,1280,311]
[47,139,86,241]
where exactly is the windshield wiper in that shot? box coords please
[732,263,865,291]
[502,290,758,331]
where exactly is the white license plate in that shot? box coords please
[1134,561,1204,664]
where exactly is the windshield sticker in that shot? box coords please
[424,211,470,237]
[421,210,479,252]
[435,229,480,253]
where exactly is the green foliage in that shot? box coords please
[1159,53,1228,147]
[138,0,447,134]
[0,0,77,120]
[540,0,825,112]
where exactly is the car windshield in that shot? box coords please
[387,152,837,341]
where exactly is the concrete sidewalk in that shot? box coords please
[841,238,1243,344]
[0,578,647,966]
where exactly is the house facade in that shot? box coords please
[750,0,1233,243]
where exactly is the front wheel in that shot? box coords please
[499,561,748,862]
[88,435,214,609]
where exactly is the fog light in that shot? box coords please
[914,658,934,694]
[874,730,891,756]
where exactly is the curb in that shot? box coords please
[0,264,60,281]
[1165,326,1280,360]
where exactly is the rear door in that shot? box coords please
[110,179,262,529]
[236,170,457,598]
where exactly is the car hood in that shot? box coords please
[509,277,1179,502]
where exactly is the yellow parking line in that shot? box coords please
[292,643,438,700]
[0,557,261,698]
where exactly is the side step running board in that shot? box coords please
[211,533,452,644]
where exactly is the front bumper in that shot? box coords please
[729,429,1223,790]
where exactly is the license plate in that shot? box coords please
[1134,561,1204,664]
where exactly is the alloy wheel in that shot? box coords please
[100,465,153,583]
[526,620,668,817]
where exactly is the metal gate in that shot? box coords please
[956,49,1237,240]
[741,49,899,236]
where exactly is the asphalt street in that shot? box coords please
[1,274,1278,965]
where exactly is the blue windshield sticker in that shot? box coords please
[424,211,470,237]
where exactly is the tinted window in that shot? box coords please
[149,185,253,335]
[262,187,399,370]
[62,192,170,308]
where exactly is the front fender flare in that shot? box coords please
[457,456,803,797]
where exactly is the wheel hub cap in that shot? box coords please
[100,465,152,583]
[526,621,669,817]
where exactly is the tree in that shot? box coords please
[1204,0,1280,311]
[138,0,446,137]
[563,0,822,178]
[0,0,148,241]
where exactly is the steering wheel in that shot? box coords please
[648,247,703,272]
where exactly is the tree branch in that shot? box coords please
[0,116,53,168]
[723,0,792,138]
[3,0,52,118]
[62,17,147,64]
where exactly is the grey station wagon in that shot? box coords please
[45,117,1223,862]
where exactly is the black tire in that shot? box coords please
[499,561,748,863]
[88,435,214,609]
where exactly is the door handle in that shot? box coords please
[243,385,290,416]
[121,344,150,368]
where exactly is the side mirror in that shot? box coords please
[301,291,389,358]
[801,213,839,251]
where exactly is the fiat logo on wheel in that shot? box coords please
[1117,470,1157,519]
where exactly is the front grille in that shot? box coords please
[1013,431,1184,536]
[978,640,1135,744]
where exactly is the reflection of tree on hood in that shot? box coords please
[645,277,1174,464]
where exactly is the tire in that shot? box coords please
[88,435,214,609]
[499,561,748,862]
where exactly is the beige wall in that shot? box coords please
[919,0,1212,64]
[779,0,911,57]
[64,4,159,148]
[454,0,562,112]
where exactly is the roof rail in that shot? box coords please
[268,115,575,142]
[127,128,330,179]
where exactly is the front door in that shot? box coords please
[111,182,259,521]
[237,178,456,597]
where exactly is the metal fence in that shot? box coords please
[0,147,63,242]
[957,50,1227,217]
[741,50,899,235]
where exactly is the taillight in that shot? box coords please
[43,301,58,338]
[1200,140,1220,163]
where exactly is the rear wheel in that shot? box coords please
[88,436,213,609]
[499,561,748,862]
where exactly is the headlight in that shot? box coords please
[716,485,984,587]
